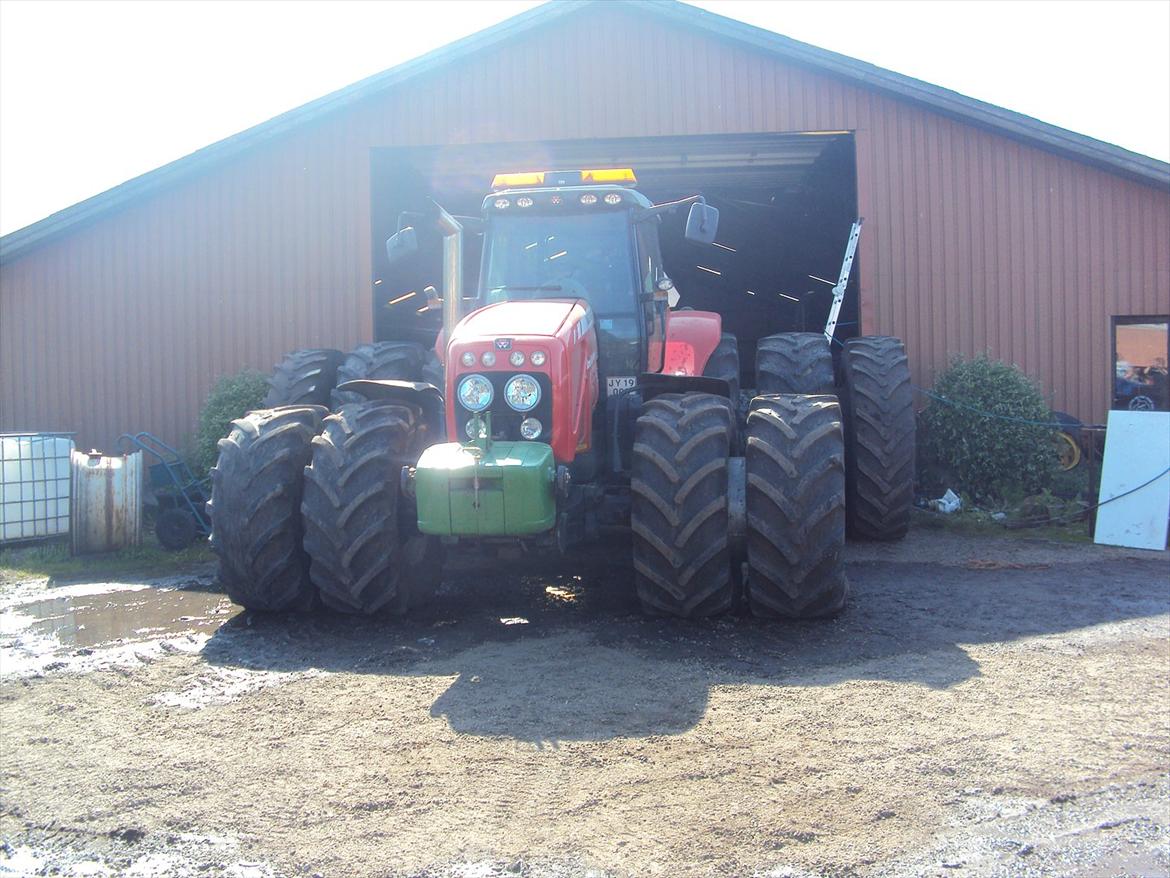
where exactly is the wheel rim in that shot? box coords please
[1054,431,1082,471]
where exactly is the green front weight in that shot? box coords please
[414,441,556,536]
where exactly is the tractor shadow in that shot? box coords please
[200,545,1170,745]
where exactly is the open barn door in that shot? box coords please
[370,132,860,373]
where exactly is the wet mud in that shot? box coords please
[0,533,1167,877]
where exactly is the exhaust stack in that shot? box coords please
[437,207,463,341]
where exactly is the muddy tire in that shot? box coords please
[263,349,344,408]
[755,332,834,395]
[301,400,434,615]
[208,406,326,611]
[702,332,741,403]
[838,336,915,541]
[745,394,847,619]
[331,342,429,407]
[630,393,734,618]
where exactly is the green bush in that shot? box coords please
[192,370,269,474]
[919,354,1057,503]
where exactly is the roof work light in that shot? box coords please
[490,168,637,189]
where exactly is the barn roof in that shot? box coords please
[3,0,1168,264]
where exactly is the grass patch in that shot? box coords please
[911,507,1094,543]
[0,539,213,584]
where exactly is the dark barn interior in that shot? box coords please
[370,132,859,382]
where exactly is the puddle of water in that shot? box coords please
[0,582,241,677]
[7,586,237,649]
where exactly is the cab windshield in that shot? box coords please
[479,211,638,315]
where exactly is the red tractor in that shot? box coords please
[209,168,914,618]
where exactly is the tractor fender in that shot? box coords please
[334,380,446,442]
[662,309,722,377]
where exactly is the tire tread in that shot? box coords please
[301,401,423,614]
[756,333,834,395]
[839,336,915,541]
[745,394,847,618]
[209,406,326,610]
[630,393,734,618]
[263,350,344,408]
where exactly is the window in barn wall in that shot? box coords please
[1112,316,1170,412]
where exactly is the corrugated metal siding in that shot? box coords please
[2,4,1168,449]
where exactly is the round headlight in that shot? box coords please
[604,193,622,205]
[579,193,598,205]
[460,351,476,367]
[504,374,541,412]
[481,351,497,367]
[465,418,487,439]
[457,374,493,412]
[520,417,542,440]
[494,197,510,210]
[530,350,547,367]
[516,196,534,208]
[509,350,526,367]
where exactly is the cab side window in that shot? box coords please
[636,219,667,372]
[635,220,665,295]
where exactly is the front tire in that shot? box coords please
[208,406,326,611]
[745,394,847,619]
[301,401,436,615]
[630,393,734,618]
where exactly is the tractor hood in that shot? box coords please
[444,296,598,465]
[451,299,583,341]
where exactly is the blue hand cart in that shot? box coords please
[117,432,211,550]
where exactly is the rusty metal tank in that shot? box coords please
[70,449,142,554]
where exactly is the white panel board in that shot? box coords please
[1094,411,1170,551]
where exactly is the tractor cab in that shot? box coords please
[474,168,716,382]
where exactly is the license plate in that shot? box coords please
[606,376,637,396]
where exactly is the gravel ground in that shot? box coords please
[0,531,1167,877]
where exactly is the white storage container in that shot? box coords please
[0,433,75,544]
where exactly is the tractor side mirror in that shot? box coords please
[385,227,418,264]
[684,202,720,245]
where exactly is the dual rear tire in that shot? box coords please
[756,332,915,541]
[265,342,443,410]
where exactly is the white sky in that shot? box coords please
[1,0,1167,236]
